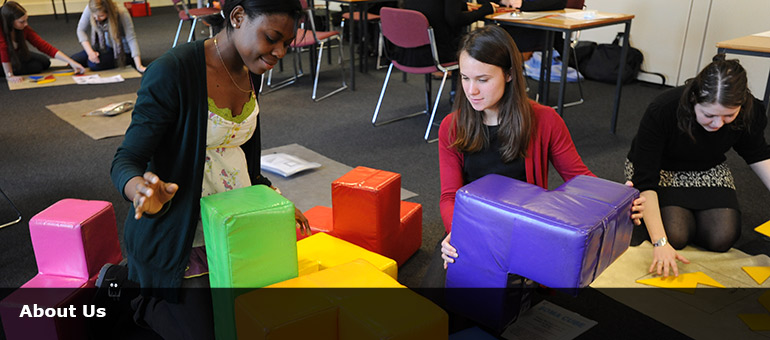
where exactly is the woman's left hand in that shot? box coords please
[136,64,147,74]
[70,62,86,75]
[626,181,645,225]
[295,207,311,236]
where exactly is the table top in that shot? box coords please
[486,8,633,30]
[717,32,770,54]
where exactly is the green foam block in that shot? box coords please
[201,185,299,340]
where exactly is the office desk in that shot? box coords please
[717,32,770,115]
[487,9,634,134]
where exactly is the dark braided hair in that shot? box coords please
[205,0,303,35]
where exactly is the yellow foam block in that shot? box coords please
[297,233,398,280]
[274,259,401,288]
[636,272,725,290]
[235,259,448,339]
[742,266,770,285]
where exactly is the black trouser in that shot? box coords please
[71,47,129,71]
[11,51,51,75]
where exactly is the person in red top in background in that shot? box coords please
[436,26,645,275]
[1,1,85,83]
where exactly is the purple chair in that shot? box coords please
[373,7,458,142]
[445,174,638,330]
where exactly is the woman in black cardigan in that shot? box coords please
[110,0,308,337]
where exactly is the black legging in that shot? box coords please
[12,51,51,75]
[661,206,741,252]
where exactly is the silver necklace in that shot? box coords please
[214,37,252,94]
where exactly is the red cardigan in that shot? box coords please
[0,26,58,63]
[438,101,594,233]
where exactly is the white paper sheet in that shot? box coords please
[492,11,553,20]
[72,74,125,84]
[751,30,770,38]
[501,300,597,340]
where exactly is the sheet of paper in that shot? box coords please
[492,11,554,21]
[72,74,125,84]
[742,266,770,285]
[501,300,597,340]
[752,31,770,38]
[559,11,613,20]
[636,272,725,289]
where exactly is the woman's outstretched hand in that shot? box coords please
[132,172,178,220]
[650,244,690,277]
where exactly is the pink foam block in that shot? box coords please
[29,199,122,280]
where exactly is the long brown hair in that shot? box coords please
[678,54,754,141]
[89,0,122,46]
[451,25,533,162]
[1,1,29,70]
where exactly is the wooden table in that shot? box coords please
[487,9,635,134]
[717,32,770,115]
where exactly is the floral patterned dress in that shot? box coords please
[186,94,258,278]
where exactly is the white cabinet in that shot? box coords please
[576,0,769,97]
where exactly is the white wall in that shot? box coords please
[576,0,769,98]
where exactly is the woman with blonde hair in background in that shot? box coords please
[72,0,146,72]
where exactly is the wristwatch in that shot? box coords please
[653,237,668,247]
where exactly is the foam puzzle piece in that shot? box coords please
[636,272,725,289]
[235,259,448,339]
[28,199,121,281]
[742,266,770,285]
[201,185,299,340]
[297,205,333,241]
[297,232,397,279]
[445,174,637,332]
[332,166,401,256]
[1,199,121,340]
[755,219,770,237]
[447,174,638,289]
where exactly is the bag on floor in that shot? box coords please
[581,32,643,84]
[524,49,583,83]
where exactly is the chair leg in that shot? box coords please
[312,37,348,102]
[187,18,198,43]
[173,20,184,47]
[424,74,432,113]
[425,71,450,142]
[372,64,428,126]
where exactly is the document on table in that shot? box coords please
[560,10,613,20]
[73,74,125,84]
[501,300,597,340]
[752,31,770,38]
[492,11,555,20]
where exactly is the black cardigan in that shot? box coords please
[111,39,269,300]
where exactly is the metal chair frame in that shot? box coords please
[263,5,347,102]
[373,8,458,142]
[171,0,218,47]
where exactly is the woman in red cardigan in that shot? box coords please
[0,1,84,82]
[437,26,644,272]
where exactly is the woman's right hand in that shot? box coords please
[87,50,100,64]
[441,233,458,269]
[650,243,690,277]
[7,75,22,83]
[132,172,178,220]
